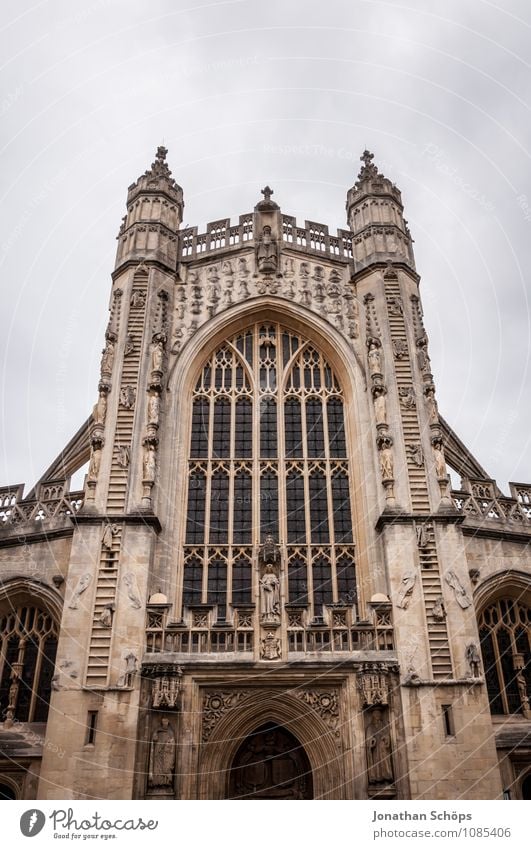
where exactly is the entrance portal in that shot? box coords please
[228,722,313,799]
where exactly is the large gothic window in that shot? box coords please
[182,323,357,618]
[479,598,531,715]
[0,604,58,723]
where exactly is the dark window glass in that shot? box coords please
[183,558,203,606]
[260,470,278,538]
[306,399,325,457]
[260,398,277,457]
[190,398,209,458]
[288,558,308,605]
[327,398,346,458]
[233,472,252,544]
[208,558,227,619]
[309,472,329,543]
[0,636,19,720]
[209,470,229,544]
[232,560,252,605]
[497,628,521,713]
[234,399,252,458]
[284,398,303,458]
[331,472,353,543]
[336,556,357,605]
[286,473,306,543]
[312,557,333,610]
[33,636,58,722]
[15,639,38,723]
[185,471,206,543]
[212,398,231,458]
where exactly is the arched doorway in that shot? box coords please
[228,722,313,799]
[0,782,17,800]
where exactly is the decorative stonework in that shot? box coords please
[358,662,394,708]
[293,689,340,736]
[202,691,245,741]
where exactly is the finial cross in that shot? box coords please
[261,185,274,201]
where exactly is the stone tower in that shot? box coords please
[3,148,530,802]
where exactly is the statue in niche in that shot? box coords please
[100,339,115,374]
[117,651,137,688]
[88,446,101,481]
[396,569,416,609]
[379,443,394,481]
[256,225,278,274]
[348,320,359,339]
[116,443,130,468]
[69,573,92,609]
[444,570,471,609]
[260,532,280,565]
[388,296,403,315]
[148,394,161,425]
[260,564,280,623]
[148,718,176,788]
[399,385,416,409]
[123,572,142,609]
[417,337,431,373]
[367,339,383,376]
[466,643,481,677]
[143,443,157,482]
[432,596,446,622]
[120,384,136,410]
[432,440,447,480]
[300,262,310,278]
[151,340,164,373]
[425,385,439,424]
[283,257,294,276]
[124,334,135,357]
[365,708,394,783]
[314,281,325,304]
[238,257,250,276]
[300,284,311,306]
[92,393,107,426]
[515,666,531,715]
[221,259,233,278]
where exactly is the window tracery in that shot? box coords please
[479,598,531,715]
[0,604,58,723]
[182,322,357,620]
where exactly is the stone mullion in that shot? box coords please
[28,636,44,722]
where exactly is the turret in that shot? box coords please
[115,145,183,271]
[346,150,415,271]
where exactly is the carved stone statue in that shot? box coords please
[466,643,481,677]
[120,385,136,410]
[260,532,279,565]
[368,340,383,376]
[432,442,447,480]
[124,334,135,357]
[100,340,114,374]
[396,569,416,609]
[117,651,137,688]
[415,522,428,548]
[373,387,387,426]
[123,572,142,609]
[101,523,119,552]
[379,444,394,482]
[256,225,278,274]
[69,573,92,609]
[432,596,446,622]
[148,718,176,788]
[143,443,157,482]
[425,385,439,424]
[92,393,107,426]
[365,708,394,783]
[98,603,115,628]
[407,443,424,468]
[148,394,160,425]
[444,570,472,609]
[259,565,280,622]
[88,446,101,481]
[116,444,130,468]
[151,340,164,373]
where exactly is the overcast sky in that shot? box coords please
[1,0,530,495]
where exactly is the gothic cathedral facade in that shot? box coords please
[1,149,530,800]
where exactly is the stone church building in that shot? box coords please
[0,148,530,800]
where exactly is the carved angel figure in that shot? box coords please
[396,570,416,609]
[444,570,471,609]
[123,572,142,609]
[69,573,92,609]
